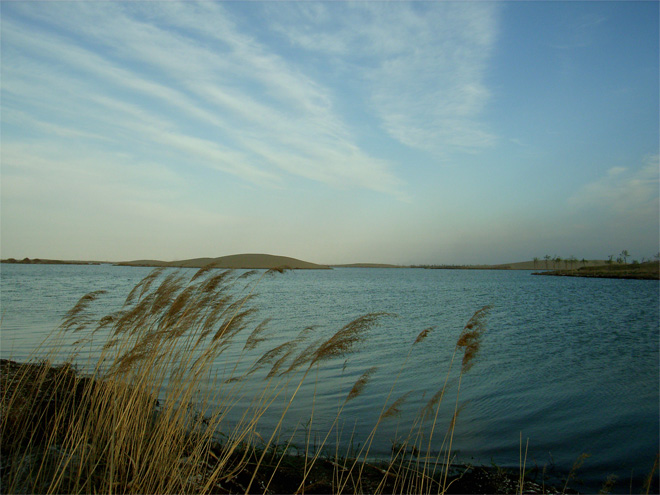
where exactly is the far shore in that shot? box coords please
[1,254,331,270]
[533,261,659,280]
[1,255,618,271]
[1,257,107,266]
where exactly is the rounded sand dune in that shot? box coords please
[118,253,330,270]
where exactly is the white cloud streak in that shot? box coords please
[568,154,660,219]
[1,2,406,196]
[269,2,499,153]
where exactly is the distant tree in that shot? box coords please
[607,255,614,265]
[620,250,630,264]
[580,258,587,267]
[554,256,562,270]
[533,257,539,270]
[544,255,551,270]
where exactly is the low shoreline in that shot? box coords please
[532,261,659,280]
[1,257,106,265]
[1,256,611,272]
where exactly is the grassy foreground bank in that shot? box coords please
[0,358,561,494]
[1,267,656,494]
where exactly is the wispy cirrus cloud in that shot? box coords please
[1,2,404,197]
[268,2,499,153]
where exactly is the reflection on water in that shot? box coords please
[1,264,658,491]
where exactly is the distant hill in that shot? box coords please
[117,254,331,270]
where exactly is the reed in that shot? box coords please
[1,267,498,494]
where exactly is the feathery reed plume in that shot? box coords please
[312,313,392,366]
[347,367,378,402]
[124,267,164,306]
[96,313,116,329]
[238,269,259,279]
[59,290,106,332]
[428,305,491,494]
[266,345,299,378]
[284,338,324,375]
[149,271,185,316]
[414,326,434,345]
[251,341,296,372]
[248,328,308,378]
[380,391,411,420]
[642,453,659,495]
[243,318,271,352]
[215,307,257,343]
[295,325,318,342]
[456,304,491,372]
[199,269,232,294]
[163,285,194,323]
[190,263,218,282]
[422,386,446,418]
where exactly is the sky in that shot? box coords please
[1,1,658,265]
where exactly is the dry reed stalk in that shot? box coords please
[561,453,591,495]
[427,305,490,493]
[332,420,359,493]
[351,327,434,490]
[334,308,490,495]
[294,365,380,493]
[518,434,529,495]
[642,453,659,495]
[245,313,390,494]
[301,366,321,495]
[262,425,301,493]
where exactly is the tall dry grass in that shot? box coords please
[1,267,492,494]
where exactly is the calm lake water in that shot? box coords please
[1,263,658,491]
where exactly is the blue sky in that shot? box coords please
[1,1,658,265]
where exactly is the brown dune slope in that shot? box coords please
[118,253,330,270]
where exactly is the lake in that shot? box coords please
[1,263,658,491]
